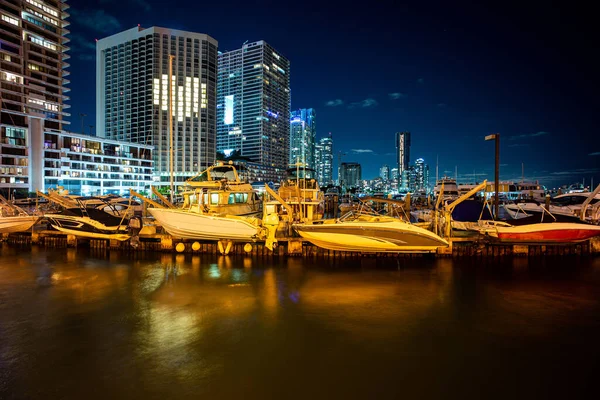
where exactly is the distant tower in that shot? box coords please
[414,158,429,191]
[380,165,390,181]
[395,131,411,188]
[216,40,291,181]
[315,132,333,186]
[340,162,361,190]
[289,108,316,168]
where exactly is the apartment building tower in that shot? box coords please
[1,0,70,192]
[217,40,290,181]
[96,26,218,187]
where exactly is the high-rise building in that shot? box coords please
[96,26,218,187]
[340,162,361,190]
[413,157,429,192]
[395,131,410,188]
[1,0,70,192]
[380,164,390,181]
[391,167,399,182]
[289,108,315,168]
[314,132,333,186]
[217,40,290,182]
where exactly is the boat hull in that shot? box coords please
[45,215,131,241]
[0,216,39,233]
[294,219,448,253]
[148,208,262,241]
[481,222,600,244]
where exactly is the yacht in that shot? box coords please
[293,209,448,253]
[433,177,459,201]
[504,191,600,223]
[477,219,600,244]
[263,166,324,224]
[0,194,39,233]
[147,162,265,242]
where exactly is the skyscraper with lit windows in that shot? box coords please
[96,26,218,187]
[315,132,333,186]
[289,108,315,168]
[1,0,70,192]
[217,40,290,182]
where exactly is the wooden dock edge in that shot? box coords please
[2,231,600,258]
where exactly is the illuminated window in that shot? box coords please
[25,0,59,17]
[30,35,57,51]
[1,14,19,26]
[0,71,23,84]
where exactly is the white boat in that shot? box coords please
[0,194,40,233]
[147,207,263,241]
[293,210,448,253]
[504,192,600,223]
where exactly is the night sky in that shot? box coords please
[65,0,598,188]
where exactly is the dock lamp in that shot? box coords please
[485,133,500,219]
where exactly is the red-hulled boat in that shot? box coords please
[477,220,600,244]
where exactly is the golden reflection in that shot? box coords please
[298,272,448,339]
[65,248,77,263]
[49,264,128,306]
[243,256,252,269]
[217,256,232,270]
[261,269,278,320]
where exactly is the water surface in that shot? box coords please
[1,245,599,399]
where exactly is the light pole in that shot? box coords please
[337,151,346,192]
[485,133,500,218]
[79,113,86,134]
[168,54,175,203]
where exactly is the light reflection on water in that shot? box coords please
[1,245,599,399]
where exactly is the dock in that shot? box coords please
[2,228,599,258]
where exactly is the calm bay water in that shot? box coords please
[1,245,599,399]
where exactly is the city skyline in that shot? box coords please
[63,0,598,187]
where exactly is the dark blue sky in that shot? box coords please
[66,0,598,188]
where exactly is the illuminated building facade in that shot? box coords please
[380,164,389,181]
[96,26,217,187]
[0,0,70,192]
[289,108,315,168]
[217,40,290,181]
[314,133,333,186]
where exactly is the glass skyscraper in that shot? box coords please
[217,40,290,181]
[96,26,218,186]
[289,108,315,168]
[314,132,333,186]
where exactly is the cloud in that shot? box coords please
[508,143,530,148]
[325,99,343,107]
[68,33,97,60]
[348,98,378,109]
[70,9,122,33]
[508,131,549,140]
[384,152,395,156]
[417,78,425,84]
[550,168,599,176]
[437,103,447,108]
[351,149,374,154]
[388,92,407,100]
[589,152,600,156]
